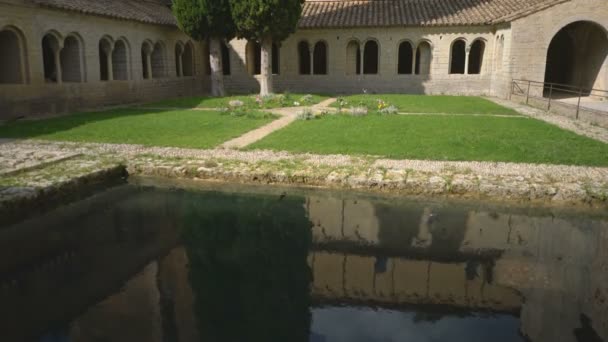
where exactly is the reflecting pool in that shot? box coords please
[1,181,606,342]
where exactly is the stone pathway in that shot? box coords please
[219,98,338,149]
[486,97,608,144]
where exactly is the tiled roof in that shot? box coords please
[299,0,570,28]
[34,0,177,26]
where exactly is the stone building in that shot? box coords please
[1,0,607,119]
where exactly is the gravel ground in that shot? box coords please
[487,97,608,144]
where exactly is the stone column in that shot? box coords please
[359,47,364,75]
[309,48,314,75]
[176,52,183,77]
[412,45,417,75]
[464,45,471,75]
[54,49,62,84]
[147,53,153,79]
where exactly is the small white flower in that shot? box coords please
[294,101,301,106]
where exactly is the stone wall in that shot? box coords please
[0,1,209,119]
[509,0,608,97]
[223,25,508,96]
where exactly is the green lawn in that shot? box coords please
[148,93,329,109]
[332,94,520,115]
[249,114,608,166]
[0,108,275,149]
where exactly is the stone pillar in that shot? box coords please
[465,45,471,75]
[309,48,314,75]
[176,52,183,77]
[359,47,364,75]
[54,49,62,84]
[146,54,152,79]
[412,45,417,75]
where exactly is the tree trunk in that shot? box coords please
[259,37,273,96]
[209,37,226,97]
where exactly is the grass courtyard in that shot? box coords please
[1,94,607,166]
[251,114,608,167]
[332,94,520,115]
[0,108,274,149]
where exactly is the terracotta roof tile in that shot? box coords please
[34,0,177,26]
[299,0,570,28]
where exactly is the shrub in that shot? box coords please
[349,106,368,116]
[229,99,245,108]
[379,105,398,115]
[300,94,314,104]
[296,107,314,120]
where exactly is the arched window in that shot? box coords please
[272,43,280,75]
[221,42,231,75]
[415,41,432,75]
[397,41,413,74]
[99,37,112,81]
[151,42,165,78]
[61,35,83,82]
[346,40,360,75]
[42,33,60,83]
[0,26,27,84]
[298,41,311,75]
[182,42,194,77]
[468,39,485,74]
[141,41,152,79]
[313,41,327,75]
[450,39,466,74]
[246,41,261,75]
[363,40,378,74]
[112,39,129,80]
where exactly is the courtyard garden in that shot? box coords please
[1,94,607,167]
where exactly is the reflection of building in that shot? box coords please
[306,195,608,342]
[310,251,522,312]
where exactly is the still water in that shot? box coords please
[0,180,607,342]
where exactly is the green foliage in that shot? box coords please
[229,0,304,42]
[148,93,329,109]
[181,192,312,342]
[173,0,235,40]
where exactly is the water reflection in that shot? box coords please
[0,184,606,342]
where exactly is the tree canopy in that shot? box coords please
[229,0,304,42]
[172,0,236,40]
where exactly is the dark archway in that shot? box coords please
[468,40,485,74]
[221,42,231,75]
[112,39,129,80]
[544,21,608,95]
[0,27,26,84]
[313,41,327,75]
[415,41,432,75]
[363,40,378,74]
[397,41,413,74]
[298,41,311,75]
[272,43,280,75]
[450,39,466,74]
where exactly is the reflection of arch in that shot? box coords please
[313,41,328,75]
[397,40,413,74]
[246,40,261,75]
[449,39,466,74]
[112,38,130,80]
[0,25,28,84]
[415,40,432,75]
[346,39,360,75]
[99,36,113,81]
[298,41,311,75]
[363,40,379,74]
[61,33,84,82]
[151,41,166,78]
[468,39,485,75]
[544,21,608,95]
[42,32,61,83]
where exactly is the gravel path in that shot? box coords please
[486,97,608,144]
[220,110,298,149]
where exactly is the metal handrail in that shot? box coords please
[510,79,608,119]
